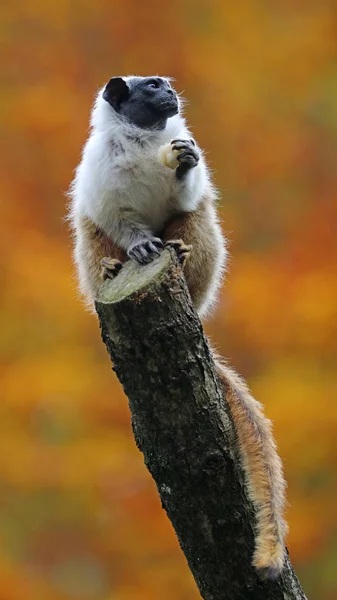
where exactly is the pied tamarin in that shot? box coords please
[69,75,287,578]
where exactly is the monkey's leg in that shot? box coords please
[162,198,226,317]
[74,215,127,305]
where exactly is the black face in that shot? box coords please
[102,76,179,130]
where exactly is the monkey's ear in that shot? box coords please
[103,77,130,109]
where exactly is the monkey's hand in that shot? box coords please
[158,139,199,179]
[127,237,163,264]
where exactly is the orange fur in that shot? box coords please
[214,358,287,577]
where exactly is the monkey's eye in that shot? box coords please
[148,80,160,89]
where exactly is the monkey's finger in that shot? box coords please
[100,257,123,280]
[128,240,162,264]
[150,237,164,249]
[174,148,198,158]
[173,149,200,164]
[171,138,196,146]
[172,139,195,148]
[165,239,185,250]
[146,241,161,256]
[176,151,199,166]
[171,142,190,151]
[133,252,151,264]
[128,245,149,264]
[165,239,192,252]
[165,239,192,267]
[102,265,122,280]
[101,257,122,269]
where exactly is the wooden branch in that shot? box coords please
[95,249,307,600]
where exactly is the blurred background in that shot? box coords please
[1,1,337,598]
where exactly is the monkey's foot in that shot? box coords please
[165,239,192,268]
[128,237,164,264]
[101,257,123,280]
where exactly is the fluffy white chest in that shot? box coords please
[113,152,177,231]
[77,135,179,236]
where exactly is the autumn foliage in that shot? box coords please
[1,1,337,598]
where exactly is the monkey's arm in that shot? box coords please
[107,208,164,264]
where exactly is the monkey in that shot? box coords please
[68,75,287,578]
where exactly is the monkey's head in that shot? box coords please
[100,76,179,130]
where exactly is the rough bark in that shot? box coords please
[95,249,307,600]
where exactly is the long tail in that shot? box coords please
[213,353,288,578]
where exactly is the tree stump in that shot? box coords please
[96,249,307,600]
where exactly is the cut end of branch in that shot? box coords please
[96,249,173,306]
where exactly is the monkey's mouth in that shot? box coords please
[154,99,179,117]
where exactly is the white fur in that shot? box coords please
[69,77,210,254]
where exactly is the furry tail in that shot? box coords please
[214,354,287,578]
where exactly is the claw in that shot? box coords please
[147,241,161,256]
[165,239,192,268]
[128,238,164,265]
[101,257,123,280]
[171,138,196,147]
